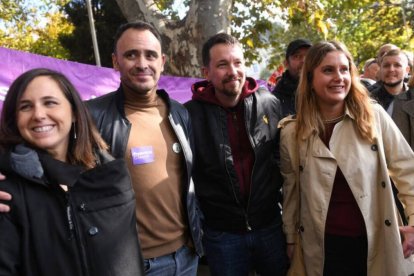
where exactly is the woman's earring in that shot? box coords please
[73,122,77,140]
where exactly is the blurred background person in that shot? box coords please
[409,67,414,89]
[370,48,413,150]
[0,68,144,275]
[279,41,414,276]
[403,50,413,79]
[368,43,400,92]
[272,38,312,117]
[360,58,379,87]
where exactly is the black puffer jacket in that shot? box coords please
[0,146,144,276]
[185,81,284,232]
[86,86,204,257]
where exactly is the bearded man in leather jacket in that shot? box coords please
[185,33,288,276]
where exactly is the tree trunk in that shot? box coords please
[114,0,233,77]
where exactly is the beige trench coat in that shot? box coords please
[279,103,414,276]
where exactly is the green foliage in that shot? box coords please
[4,0,414,76]
[271,0,414,71]
[60,0,127,67]
[231,0,281,66]
[0,0,23,21]
[228,0,414,73]
[0,0,73,59]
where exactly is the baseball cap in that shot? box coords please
[286,39,312,59]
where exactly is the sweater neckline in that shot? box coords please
[123,87,160,109]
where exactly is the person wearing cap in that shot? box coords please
[272,38,312,117]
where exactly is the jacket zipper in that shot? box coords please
[243,98,256,232]
[66,192,90,276]
[231,109,252,232]
[66,195,75,240]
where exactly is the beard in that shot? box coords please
[383,79,403,88]
[219,77,245,97]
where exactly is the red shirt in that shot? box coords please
[225,103,254,202]
[321,122,366,236]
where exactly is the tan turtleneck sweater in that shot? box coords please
[123,88,188,259]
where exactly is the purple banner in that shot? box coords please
[0,47,200,114]
[0,47,266,116]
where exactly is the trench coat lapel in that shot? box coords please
[311,136,335,159]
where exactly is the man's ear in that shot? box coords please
[202,67,209,80]
[405,65,411,75]
[112,53,119,71]
[161,54,166,73]
[283,59,289,69]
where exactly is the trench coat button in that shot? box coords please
[299,165,304,172]
[299,226,305,232]
[79,203,86,211]
[385,220,391,226]
[88,226,99,236]
[381,181,386,188]
[371,144,378,151]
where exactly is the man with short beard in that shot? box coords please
[370,48,414,150]
[185,33,288,276]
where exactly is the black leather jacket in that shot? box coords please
[0,146,144,276]
[86,86,203,256]
[185,87,284,232]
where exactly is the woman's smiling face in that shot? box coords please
[17,76,73,162]
[312,51,351,110]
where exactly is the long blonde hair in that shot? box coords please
[296,41,375,142]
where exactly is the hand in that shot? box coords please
[0,173,12,213]
[0,191,12,212]
[400,226,414,258]
[287,243,295,261]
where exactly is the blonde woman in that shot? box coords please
[279,41,414,276]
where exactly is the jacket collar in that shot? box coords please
[301,104,355,140]
[0,146,83,188]
[38,152,83,187]
[344,104,356,121]
[395,87,413,101]
[190,77,258,107]
[400,89,414,117]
